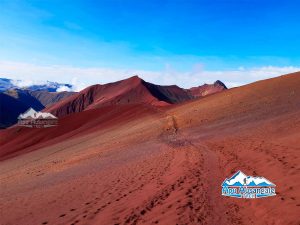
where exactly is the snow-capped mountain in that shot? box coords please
[0,78,73,92]
[222,171,275,187]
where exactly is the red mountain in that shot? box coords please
[45,76,226,117]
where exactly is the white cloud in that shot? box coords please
[11,79,47,87]
[56,85,72,92]
[0,60,299,91]
[11,79,34,87]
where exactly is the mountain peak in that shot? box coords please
[188,80,227,97]
[127,75,144,83]
[214,80,227,89]
[131,75,141,79]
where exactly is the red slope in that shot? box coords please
[0,104,160,160]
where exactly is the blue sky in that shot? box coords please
[0,0,299,89]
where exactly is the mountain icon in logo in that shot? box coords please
[222,171,275,187]
[222,171,276,198]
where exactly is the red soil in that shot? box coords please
[0,104,160,160]
[0,72,299,225]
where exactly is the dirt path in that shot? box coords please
[65,114,236,225]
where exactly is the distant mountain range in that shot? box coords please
[0,89,75,129]
[0,78,73,92]
[0,78,76,128]
[0,76,227,128]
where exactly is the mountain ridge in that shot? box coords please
[45,75,226,117]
